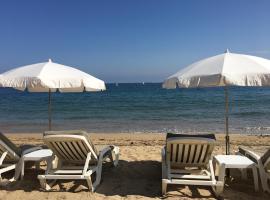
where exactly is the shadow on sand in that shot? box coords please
[1,160,269,199]
[0,160,217,199]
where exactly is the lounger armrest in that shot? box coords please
[99,146,112,160]
[22,146,42,156]
[96,146,114,169]
[238,147,261,164]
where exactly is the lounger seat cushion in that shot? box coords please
[166,133,216,140]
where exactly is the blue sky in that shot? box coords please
[0,0,270,82]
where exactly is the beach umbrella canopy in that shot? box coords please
[163,50,270,154]
[0,59,106,130]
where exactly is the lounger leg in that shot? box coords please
[261,174,270,193]
[161,152,167,179]
[251,166,259,192]
[211,185,220,197]
[162,179,167,195]
[264,179,270,193]
[39,178,46,190]
[14,160,23,180]
[214,163,225,195]
[20,160,25,180]
[162,164,167,179]
[161,147,167,179]
[39,177,51,191]
[112,146,119,167]
[257,165,269,193]
[94,166,102,188]
[85,176,94,192]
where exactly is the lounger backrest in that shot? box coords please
[0,132,21,162]
[239,147,270,169]
[43,130,98,164]
[166,133,216,168]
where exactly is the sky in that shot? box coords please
[0,0,270,83]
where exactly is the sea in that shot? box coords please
[1,83,270,135]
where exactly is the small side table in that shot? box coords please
[213,155,259,193]
[21,149,53,179]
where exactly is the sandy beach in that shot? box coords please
[0,133,269,200]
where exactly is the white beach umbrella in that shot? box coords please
[163,50,270,154]
[0,59,106,130]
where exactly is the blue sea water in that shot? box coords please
[1,83,270,134]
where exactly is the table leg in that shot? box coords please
[215,163,226,194]
[213,157,219,176]
[252,166,259,192]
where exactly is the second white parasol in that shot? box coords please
[163,49,270,154]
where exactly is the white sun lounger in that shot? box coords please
[161,133,223,196]
[238,147,270,193]
[38,130,119,192]
[0,132,41,181]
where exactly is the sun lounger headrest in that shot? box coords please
[166,133,216,140]
[44,130,88,137]
[0,132,21,156]
[43,130,98,155]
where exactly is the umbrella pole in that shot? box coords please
[48,89,52,131]
[225,86,230,155]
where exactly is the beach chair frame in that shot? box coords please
[0,139,18,181]
[161,135,223,196]
[238,147,270,193]
[38,133,119,192]
[0,136,41,181]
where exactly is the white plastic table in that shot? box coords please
[21,149,53,179]
[213,155,259,193]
